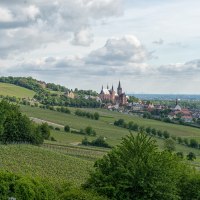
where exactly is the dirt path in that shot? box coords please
[29,117,64,128]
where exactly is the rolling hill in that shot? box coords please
[1,83,200,184]
[0,82,35,98]
[20,105,200,162]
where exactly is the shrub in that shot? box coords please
[39,123,50,140]
[94,112,100,120]
[163,131,170,139]
[90,136,110,148]
[82,137,89,146]
[55,127,60,131]
[190,139,199,148]
[64,125,70,132]
[85,126,96,136]
[187,152,196,161]
[145,127,152,134]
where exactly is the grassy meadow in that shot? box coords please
[0,83,35,98]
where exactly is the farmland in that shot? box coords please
[0,83,35,98]
[19,104,200,162]
[20,105,200,143]
[0,144,93,187]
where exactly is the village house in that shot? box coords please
[65,90,75,99]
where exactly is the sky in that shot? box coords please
[0,0,200,94]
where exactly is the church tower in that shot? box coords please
[117,81,122,95]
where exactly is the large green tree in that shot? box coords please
[85,133,190,200]
[0,100,44,144]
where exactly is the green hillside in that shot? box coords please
[21,105,200,143]
[20,105,200,161]
[0,83,35,98]
[0,144,93,187]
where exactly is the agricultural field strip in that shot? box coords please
[42,143,106,161]
[0,83,35,98]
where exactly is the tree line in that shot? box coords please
[114,118,200,150]
[75,109,100,120]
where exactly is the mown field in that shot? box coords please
[0,145,93,186]
[0,83,35,98]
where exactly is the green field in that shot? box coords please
[20,105,200,161]
[0,145,93,186]
[0,83,35,98]
[21,105,200,142]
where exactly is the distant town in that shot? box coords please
[97,81,200,127]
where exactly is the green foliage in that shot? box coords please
[90,136,110,148]
[85,132,190,200]
[94,112,100,120]
[163,130,170,139]
[55,127,61,131]
[189,139,199,148]
[177,137,183,144]
[176,152,184,159]
[164,138,176,152]
[179,173,200,200]
[114,119,125,127]
[39,123,50,139]
[187,152,196,161]
[0,100,44,144]
[60,188,106,200]
[143,112,152,119]
[64,125,70,132]
[85,126,96,136]
[0,171,57,200]
[82,136,111,148]
[75,110,100,120]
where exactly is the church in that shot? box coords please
[99,81,127,105]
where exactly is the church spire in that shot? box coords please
[118,80,121,89]
[107,83,109,89]
[117,80,122,95]
[112,84,114,91]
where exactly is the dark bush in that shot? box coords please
[64,125,70,132]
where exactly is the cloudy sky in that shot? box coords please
[1,0,200,94]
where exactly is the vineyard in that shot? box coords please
[42,143,107,161]
[0,144,93,187]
